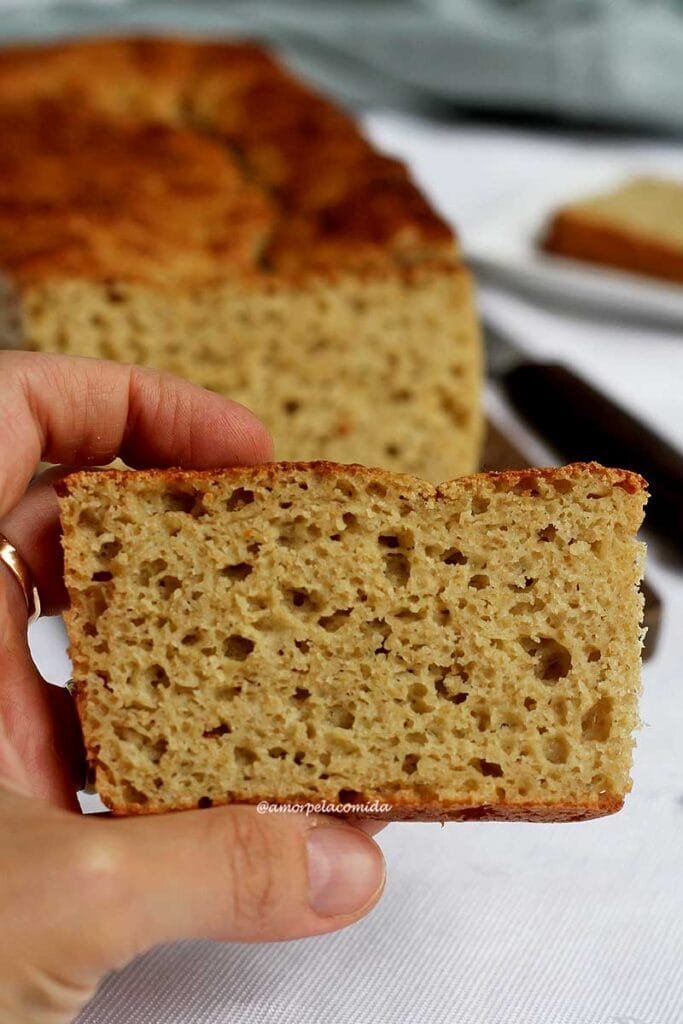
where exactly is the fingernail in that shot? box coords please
[306,825,385,918]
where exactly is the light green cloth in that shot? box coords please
[1,0,683,131]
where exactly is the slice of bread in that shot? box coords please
[542,176,683,285]
[0,37,482,481]
[57,460,647,819]
[57,461,646,822]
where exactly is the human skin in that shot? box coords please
[0,351,386,1024]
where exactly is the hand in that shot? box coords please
[0,352,386,1024]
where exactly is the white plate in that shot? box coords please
[463,159,683,330]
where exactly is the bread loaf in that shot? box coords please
[57,461,646,821]
[0,37,481,481]
[543,176,683,285]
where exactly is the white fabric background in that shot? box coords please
[28,114,683,1024]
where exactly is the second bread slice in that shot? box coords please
[542,176,683,284]
[57,461,646,821]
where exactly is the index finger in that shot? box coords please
[0,351,273,520]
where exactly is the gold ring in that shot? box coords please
[0,531,41,624]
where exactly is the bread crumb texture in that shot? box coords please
[58,461,647,821]
[0,37,481,480]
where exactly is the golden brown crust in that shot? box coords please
[0,35,457,286]
[267,176,454,273]
[0,102,275,285]
[56,459,648,503]
[100,789,623,822]
[543,208,683,285]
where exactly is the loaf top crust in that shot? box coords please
[0,36,455,286]
[57,460,647,522]
[0,103,275,285]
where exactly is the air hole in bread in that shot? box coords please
[513,475,541,497]
[223,635,255,660]
[234,746,258,767]
[338,788,362,803]
[145,664,170,689]
[472,704,491,732]
[434,678,469,704]
[226,488,254,511]
[468,574,489,589]
[284,587,320,610]
[442,547,467,566]
[582,697,613,742]
[384,552,410,586]
[122,782,148,805]
[181,630,203,646]
[510,576,536,593]
[220,562,253,580]
[203,722,231,738]
[138,557,167,584]
[543,734,569,764]
[378,534,399,548]
[215,685,242,701]
[471,758,503,778]
[158,575,181,598]
[408,683,434,714]
[552,478,573,494]
[335,480,357,499]
[328,706,354,729]
[521,636,572,681]
[98,539,121,560]
[162,490,202,515]
[318,608,352,632]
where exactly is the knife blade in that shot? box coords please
[484,319,683,550]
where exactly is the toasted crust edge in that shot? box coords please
[55,459,649,502]
[98,789,624,823]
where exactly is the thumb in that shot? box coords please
[101,805,386,966]
[0,791,385,1023]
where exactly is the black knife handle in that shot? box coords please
[502,361,683,549]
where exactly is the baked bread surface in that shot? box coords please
[57,461,646,822]
[0,36,481,482]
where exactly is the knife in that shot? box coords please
[484,319,683,551]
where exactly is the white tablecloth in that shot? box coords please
[29,113,683,1024]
